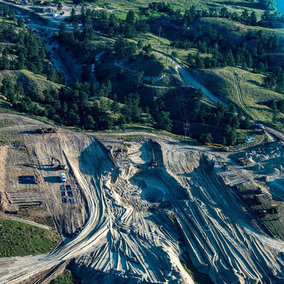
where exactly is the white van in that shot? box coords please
[60,173,66,182]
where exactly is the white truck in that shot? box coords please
[60,173,66,183]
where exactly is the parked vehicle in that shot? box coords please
[60,173,66,182]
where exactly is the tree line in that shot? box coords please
[0,6,61,83]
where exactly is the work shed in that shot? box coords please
[18,176,37,184]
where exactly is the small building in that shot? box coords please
[18,176,37,184]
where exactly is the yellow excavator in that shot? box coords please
[150,149,158,167]
[51,157,67,170]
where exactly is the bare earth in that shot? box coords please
[0,113,283,284]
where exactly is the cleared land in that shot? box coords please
[0,113,282,284]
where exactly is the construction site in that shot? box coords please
[0,113,283,284]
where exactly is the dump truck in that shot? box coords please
[37,127,57,134]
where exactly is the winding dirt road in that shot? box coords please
[154,51,228,107]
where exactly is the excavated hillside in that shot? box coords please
[0,113,283,284]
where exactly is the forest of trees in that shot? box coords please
[67,8,149,39]
[170,19,283,92]
[1,76,174,132]
[259,0,276,10]
[0,7,61,82]
[0,3,281,146]
[164,88,251,145]
[183,29,282,78]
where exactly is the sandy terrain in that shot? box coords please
[0,113,283,284]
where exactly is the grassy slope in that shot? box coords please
[0,218,59,257]
[89,0,264,11]
[193,67,284,130]
[0,70,63,92]
[50,269,76,284]
[0,69,63,113]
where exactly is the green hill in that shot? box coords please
[0,69,62,92]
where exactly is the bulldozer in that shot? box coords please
[221,163,228,171]
[150,149,158,167]
[37,127,57,134]
[51,157,67,170]
[238,157,247,166]
[205,143,229,152]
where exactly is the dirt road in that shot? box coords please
[154,51,228,107]
[0,113,283,284]
[264,125,284,142]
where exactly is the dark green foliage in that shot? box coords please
[164,88,248,145]
[66,8,149,39]
[182,28,283,91]
[114,38,137,57]
[0,7,61,83]
[0,5,16,21]
[122,93,142,123]
[148,2,176,15]
[152,100,172,131]
[154,110,172,131]
[200,132,213,143]
[267,99,284,113]
[50,269,76,284]
[259,0,276,10]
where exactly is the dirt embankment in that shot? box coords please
[0,145,9,211]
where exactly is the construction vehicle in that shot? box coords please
[51,157,67,170]
[238,157,247,166]
[270,204,278,214]
[150,149,158,167]
[256,186,263,194]
[221,163,228,171]
[205,143,229,152]
[257,209,267,218]
[60,173,66,183]
[37,127,57,134]
[251,195,262,205]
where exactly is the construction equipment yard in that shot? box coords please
[0,113,283,284]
